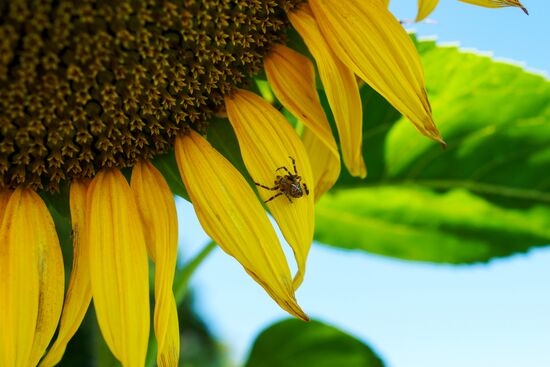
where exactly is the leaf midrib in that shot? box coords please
[402,179,550,204]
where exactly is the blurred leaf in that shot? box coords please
[180,292,227,367]
[57,309,98,366]
[314,39,550,263]
[173,241,217,304]
[244,319,384,367]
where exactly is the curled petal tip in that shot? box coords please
[433,133,447,150]
[290,303,309,322]
[357,163,367,179]
[285,286,308,321]
[460,0,529,15]
[416,0,440,22]
[426,124,445,148]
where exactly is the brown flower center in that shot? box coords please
[0,0,303,191]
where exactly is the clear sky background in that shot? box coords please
[178,2,550,367]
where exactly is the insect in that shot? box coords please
[254,156,309,204]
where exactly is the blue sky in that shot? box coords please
[391,0,550,75]
[179,2,550,367]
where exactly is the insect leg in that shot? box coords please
[264,192,283,203]
[303,182,309,196]
[289,156,297,175]
[276,166,291,174]
[284,193,293,203]
[254,182,279,191]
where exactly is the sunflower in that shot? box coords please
[0,0,525,366]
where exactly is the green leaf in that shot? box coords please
[327,83,402,186]
[244,319,384,367]
[153,150,189,200]
[384,40,550,208]
[207,117,249,180]
[314,40,550,263]
[41,184,75,272]
[316,186,550,263]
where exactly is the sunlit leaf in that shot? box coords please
[316,39,550,263]
[316,187,550,263]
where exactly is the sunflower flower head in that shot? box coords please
[0,0,518,365]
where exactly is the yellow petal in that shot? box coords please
[27,191,65,366]
[225,89,315,289]
[87,169,150,367]
[0,189,64,367]
[459,0,528,14]
[263,44,340,197]
[288,5,366,178]
[40,180,93,367]
[264,44,341,197]
[175,131,307,320]
[308,0,445,145]
[416,0,440,21]
[264,44,339,160]
[0,189,37,367]
[131,161,180,367]
[302,127,341,201]
[156,298,180,367]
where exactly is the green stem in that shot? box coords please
[174,240,217,307]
